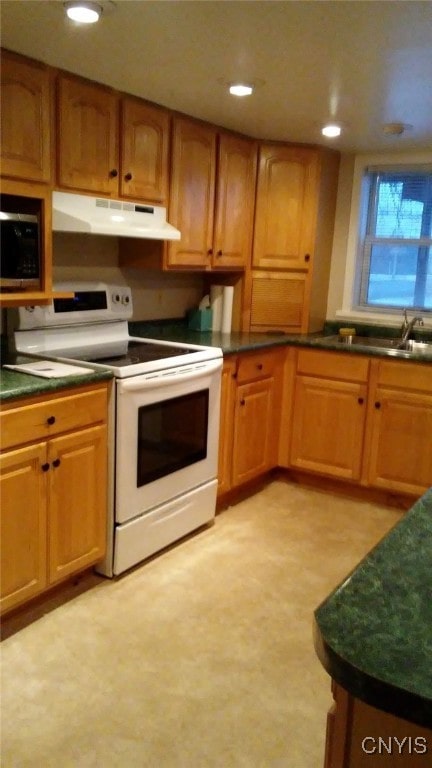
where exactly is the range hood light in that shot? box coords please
[64,2,102,24]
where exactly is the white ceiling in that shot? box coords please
[1,0,432,153]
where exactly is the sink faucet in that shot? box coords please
[399,309,424,347]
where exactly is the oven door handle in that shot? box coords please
[117,359,222,393]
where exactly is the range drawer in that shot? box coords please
[297,349,369,382]
[236,349,282,384]
[0,387,107,450]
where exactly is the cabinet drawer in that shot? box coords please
[0,388,107,451]
[377,360,432,393]
[297,349,369,382]
[236,349,281,384]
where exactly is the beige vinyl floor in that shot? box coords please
[0,480,403,768]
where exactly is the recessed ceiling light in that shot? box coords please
[64,2,102,23]
[321,124,342,138]
[229,84,253,97]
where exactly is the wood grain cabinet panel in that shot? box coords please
[0,442,48,613]
[168,118,257,270]
[252,144,319,271]
[217,358,237,495]
[120,98,170,203]
[363,359,432,497]
[0,384,109,615]
[56,73,119,195]
[0,50,52,183]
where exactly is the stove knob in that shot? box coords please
[122,294,130,305]
[112,293,121,303]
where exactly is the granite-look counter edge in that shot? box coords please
[129,321,432,362]
[0,362,113,403]
[313,487,432,729]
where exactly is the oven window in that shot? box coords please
[137,389,209,486]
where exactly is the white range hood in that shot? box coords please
[52,191,181,240]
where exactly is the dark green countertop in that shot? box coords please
[314,487,432,729]
[130,320,432,362]
[0,353,113,403]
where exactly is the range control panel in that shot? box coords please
[16,282,133,330]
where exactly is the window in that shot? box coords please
[356,167,432,312]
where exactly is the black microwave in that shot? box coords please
[0,212,41,290]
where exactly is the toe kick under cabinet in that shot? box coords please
[0,382,109,615]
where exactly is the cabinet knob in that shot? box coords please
[358,397,364,405]
[124,172,133,181]
[216,250,223,257]
[41,462,50,472]
[304,253,311,263]
[52,458,61,468]
[109,169,118,178]
[256,363,263,370]
[207,248,213,256]
[47,415,56,425]
[232,372,237,379]
[375,402,381,409]
[240,398,245,406]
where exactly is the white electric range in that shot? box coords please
[13,282,223,576]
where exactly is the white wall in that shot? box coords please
[53,233,205,321]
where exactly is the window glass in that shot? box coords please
[357,169,432,311]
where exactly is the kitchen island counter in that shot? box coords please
[314,487,432,730]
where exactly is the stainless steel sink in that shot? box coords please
[320,335,432,356]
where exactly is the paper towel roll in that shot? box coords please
[210,285,224,331]
[221,285,234,334]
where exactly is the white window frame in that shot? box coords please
[337,152,432,329]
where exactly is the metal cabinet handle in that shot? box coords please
[109,169,118,178]
[256,363,263,370]
[207,248,213,256]
[41,462,50,472]
[375,402,381,409]
[52,458,61,468]
[216,250,223,257]
[240,398,245,406]
[47,415,56,425]
[358,397,364,405]
[124,172,132,181]
[304,253,311,262]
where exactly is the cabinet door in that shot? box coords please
[249,271,307,332]
[217,358,237,495]
[57,74,119,195]
[167,117,216,268]
[252,145,319,270]
[0,51,52,183]
[120,98,170,203]
[366,388,432,496]
[232,378,275,486]
[290,375,367,481]
[213,134,257,269]
[0,443,48,613]
[48,424,107,584]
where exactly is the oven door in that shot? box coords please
[115,358,222,524]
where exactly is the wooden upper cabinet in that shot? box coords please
[119,98,170,203]
[168,117,217,268]
[0,50,52,183]
[252,144,319,271]
[56,73,119,196]
[213,133,257,269]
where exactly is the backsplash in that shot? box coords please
[53,232,204,321]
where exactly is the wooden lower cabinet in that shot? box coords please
[290,350,369,482]
[217,358,237,495]
[0,442,48,611]
[219,349,284,492]
[364,360,432,497]
[325,682,431,767]
[0,383,109,615]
